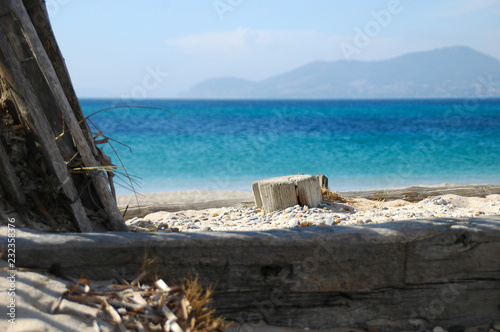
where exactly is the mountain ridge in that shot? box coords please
[180,46,500,99]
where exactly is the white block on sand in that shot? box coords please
[252,175,322,211]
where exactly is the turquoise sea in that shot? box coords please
[80,99,500,194]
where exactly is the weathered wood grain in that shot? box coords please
[4,216,500,331]
[0,139,25,204]
[0,0,127,231]
[340,184,500,202]
[22,0,96,151]
[2,0,126,231]
[317,173,328,189]
[0,11,93,231]
[296,175,322,207]
[257,177,298,211]
[251,181,263,210]
[253,175,323,211]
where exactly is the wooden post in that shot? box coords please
[317,174,329,189]
[252,175,323,211]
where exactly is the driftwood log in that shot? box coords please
[0,0,126,231]
[5,216,500,331]
[252,175,322,211]
[340,184,500,202]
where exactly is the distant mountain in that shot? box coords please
[180,46,500,99]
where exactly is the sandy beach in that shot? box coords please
[2,2,499,329]
[2,184,500,331]
[117,184,500,233]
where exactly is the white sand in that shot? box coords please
[124,192,500,233]
[2,188,499,331]
[0,265,115,331]
[117,190,254,208]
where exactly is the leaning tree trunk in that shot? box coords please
[0,0,127,232]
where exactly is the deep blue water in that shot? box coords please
[80,99,500,194]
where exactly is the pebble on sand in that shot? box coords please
[126,194,500,233]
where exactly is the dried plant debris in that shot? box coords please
[0,96,125,232]
[321,187,349,204]
[0,103,78,231]
[58,275,228,332]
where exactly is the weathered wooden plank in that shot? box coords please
[1,0,126,231]
[253,175,322,211]
[4,216,500,330]
[2,0,98,220]
[22,0,97,154]
[4,0,126,231]
[296,175,322,207]
[0,13,93,231]
[251,181,263,209]
[340,184,500,202]
[257,177,298,211]
[0,139,25,204]
[317,173,328,189]
[0,8,77,161]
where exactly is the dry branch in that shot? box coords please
[63,276,228,332]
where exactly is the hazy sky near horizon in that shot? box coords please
[46,0,500,98]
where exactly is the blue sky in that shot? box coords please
[46,0,500,98]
